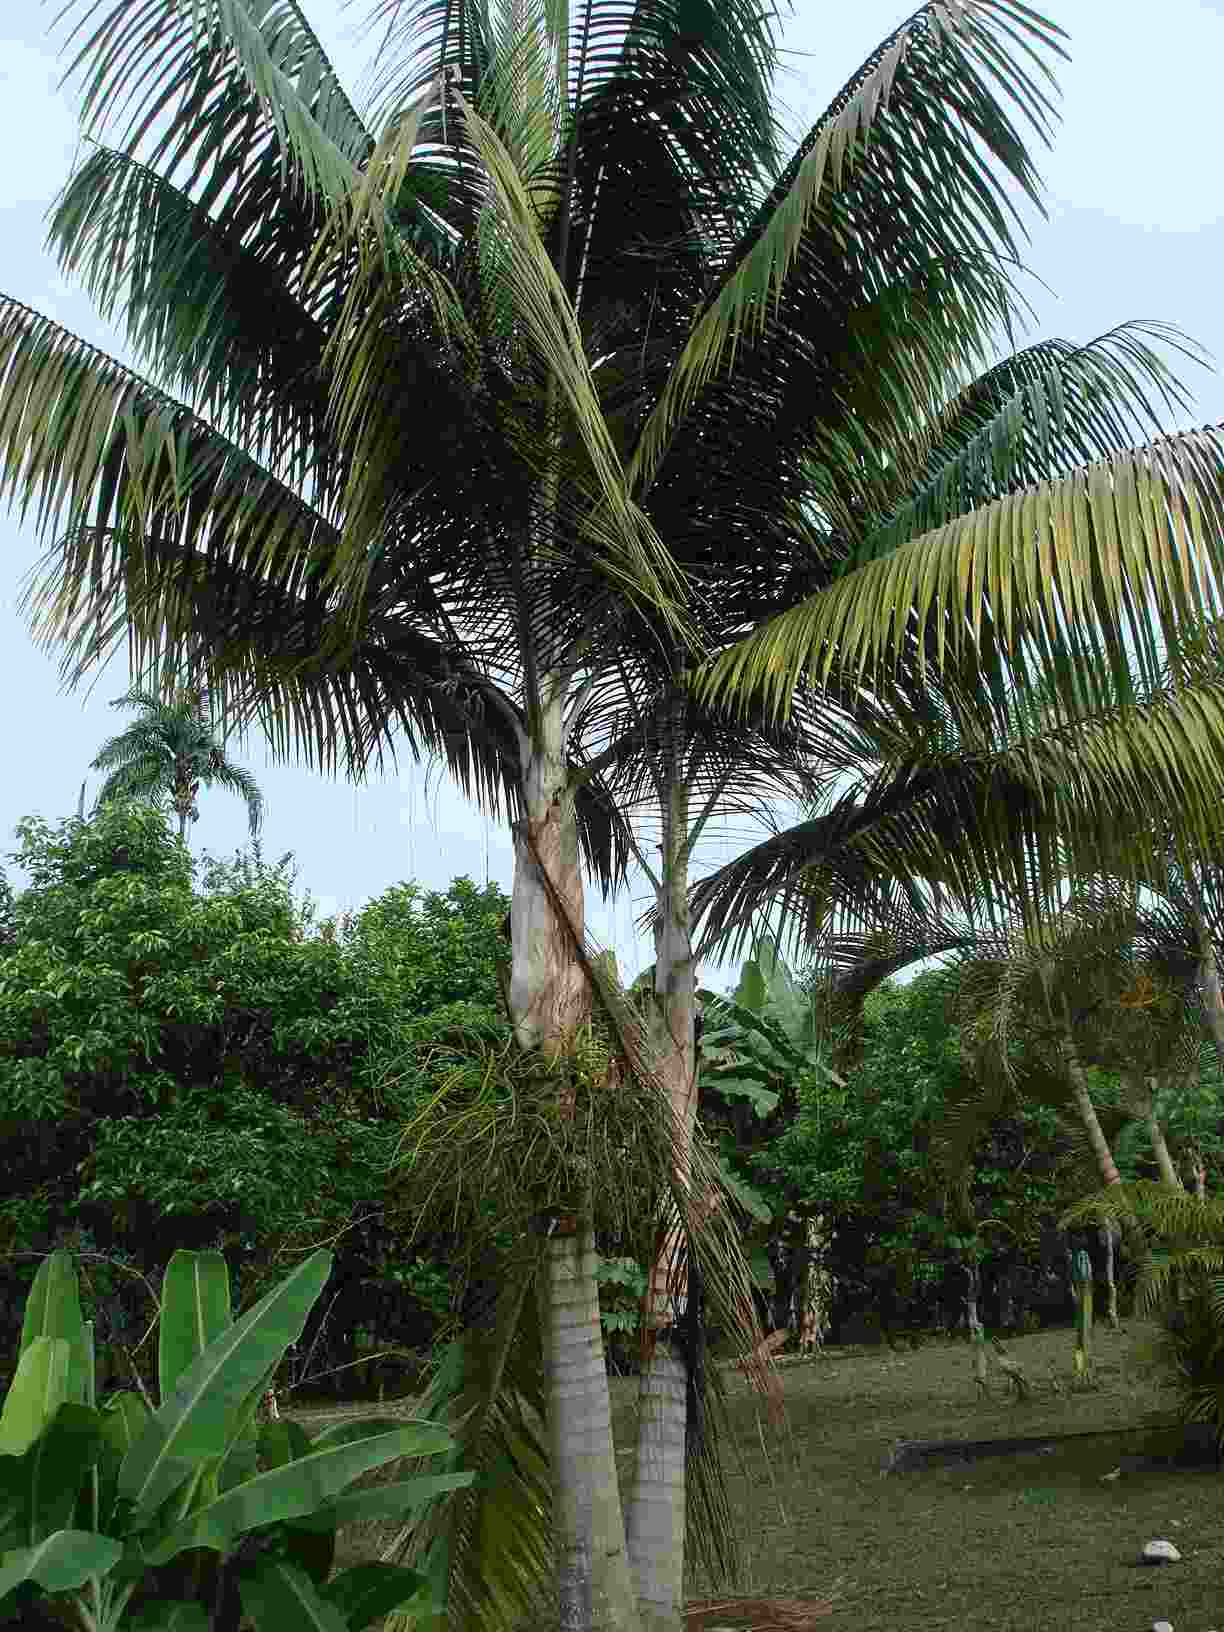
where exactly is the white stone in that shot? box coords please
[1140,1539,1182,1565]
[1151,1621,1173,1632]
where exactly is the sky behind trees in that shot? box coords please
[2,0,1223,984]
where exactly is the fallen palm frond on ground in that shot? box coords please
[684,1596,835,1629]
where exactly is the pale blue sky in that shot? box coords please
[2,0,1223,985]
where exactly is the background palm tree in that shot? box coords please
[90,686,263,841]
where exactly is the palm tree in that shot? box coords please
[90,686,263,841]
[0,3,789,1621]
[605,317,1224,1554]
[8,2,1224,1626]
[798,876,1219,1320]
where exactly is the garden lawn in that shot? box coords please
[288,1322,1224,1631]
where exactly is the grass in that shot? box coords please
[286,1321,1224,1632]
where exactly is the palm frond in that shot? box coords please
[692,668,1224,963]
[58,0,371,167]
[627,0,1065,499]
[206,758,265,835]
[698,425,1224,732]
[1061,1181,1224,1314]
[92,761,174,807]
[0,300,349,640]
[48,147,338,500]
[858,321,1209,561]
[322,75,693,642]
[380,1247,553,1632]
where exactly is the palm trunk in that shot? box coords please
[1061,1015,1122,1189]
[626,770,694,1632]
[1060,1004,1148,1272]
[1189,1149,1207,1198]
[1192,907,1224,1070]
[511,687,638,1632]
[544,1223,640,1632]
[1123,1071,1184,1190]
[1147,1109,1183,1191]
[1099,1223,1119,1330]
[965,1258,988,1391]
[797,1216,831,1353]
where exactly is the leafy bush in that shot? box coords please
[704,969,1091,1338]
[0,804,511,1390]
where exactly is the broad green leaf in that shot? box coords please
[280,1513,337,1587]
[257,1417,314,1470]
[141,1422,456,1563]
[81,1321,95,1413]
[97,1393,151,1476]
[305,1415,431,1452]
[216,1369,275,1496]
[19,1253,89,1409]
[127,1598,211,1630]
[159,1251,232,1408]
[290,1470,477,1533]
[22,1404,105,1545]
[0,1338,71,1457]
[717,1158,774,1224]
[733,959,767,1015]
[95,1391,151,1530]
[704,1075,780,1118]
[322,1561,432,1630]
[118,1250,332,1521]
[238,1558,346,1632]
[0,1527,122,1602]
[748,1248,775,1292]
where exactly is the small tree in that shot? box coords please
[91,686,263,841]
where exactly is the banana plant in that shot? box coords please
[0,1248,474,1630]
[699,936,842,1335]
[700,934,839,1122]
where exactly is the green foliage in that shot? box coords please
[337,880,510,1020]
[1062,1182,1224,1441]
[698,935,836,1229]
[0,803,512,1381]
[594,1255,650,1371]
[0,1248,468,1631]
[703,967,1089,1333]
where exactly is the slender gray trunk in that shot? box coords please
[511,688,638,1632]
[627,770,693,1632]
[797,1216,832,1351]
[1099,1223,1119,1329]
[1061,1010,1122,1188]
[1193,913,1224,1069]
[1123,1071,1184,1190]
[1059,1007,1147,1273]
[1147,1109,1183,1191]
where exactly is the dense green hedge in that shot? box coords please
[0,802,508,1396]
